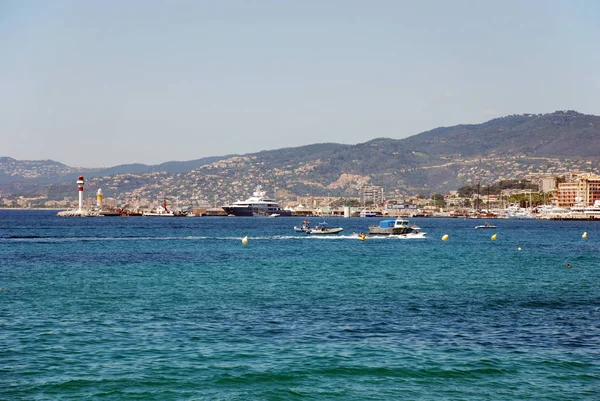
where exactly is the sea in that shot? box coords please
[1,210,599,400]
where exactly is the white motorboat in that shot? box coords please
[393,231,427,239]
[475,221,497,229]
[359,209,379,217]
[306,222,343,235]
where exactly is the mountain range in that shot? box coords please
[2,110,599,203]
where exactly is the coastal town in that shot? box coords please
[6,171,600,221]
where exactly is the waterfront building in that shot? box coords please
[557,173,600,207]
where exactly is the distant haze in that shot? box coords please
[1,0,599,167]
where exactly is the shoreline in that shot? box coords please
[0,207,62,211]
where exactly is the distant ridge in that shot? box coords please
[401,110,600,157]
[2,110,600,201]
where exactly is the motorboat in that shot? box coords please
[359,209,379,217]
[306,222,343,235]
[222,186,292,216]
[475,221,497,229]
[395,223,426,238]
[393,230,427,239]
[368,217,420,236]
[294,220,311,232]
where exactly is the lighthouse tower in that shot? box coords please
[77,175,85,212]
[97,188,103,209]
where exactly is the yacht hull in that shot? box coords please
[222,206,292,217]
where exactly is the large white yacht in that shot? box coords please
[222,186,292,217]
[570,200,600,215]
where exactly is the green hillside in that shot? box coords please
[2,110,600,201]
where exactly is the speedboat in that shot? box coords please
[306,222,343,235]
[394,230,427,239]
[475,221,497,229]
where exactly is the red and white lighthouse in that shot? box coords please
[77,175,85,212]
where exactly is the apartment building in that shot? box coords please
[556,173,600,207]
[359,185,384,206]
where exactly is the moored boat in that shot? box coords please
[570,200,600,215]
[143,200,175,216]
[222,186,292,217]
[359,209,379,217]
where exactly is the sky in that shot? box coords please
[1,0,599,167]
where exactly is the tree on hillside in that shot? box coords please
[431,193,446,207]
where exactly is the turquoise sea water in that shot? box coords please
[1,210,599,400]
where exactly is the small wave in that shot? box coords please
[6,235,46,239]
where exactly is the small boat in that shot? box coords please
[369,218,418,236]
[359,209,379,217]
[143,200,175,217]
[100,210,122,217]
[475,221,497,229]
[268,213,280,218]
[306,222,343,235]
[294,220,311,232]
[395,231,427,239]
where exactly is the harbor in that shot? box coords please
[50,172,600,222]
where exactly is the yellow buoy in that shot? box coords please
[582,232,588,239]
[518,247,522,251]
[241,236,248,244]
[491,233,497,241]
[442,234,449,241]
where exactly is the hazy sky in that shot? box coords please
[1,1,598,167]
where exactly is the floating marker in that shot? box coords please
[582,232,588,239]
[491,233,497,241]
[518,247,522,251]
[442,234,449,241]
[242,236,248,245]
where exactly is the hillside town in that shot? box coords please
[5,171,600,221]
